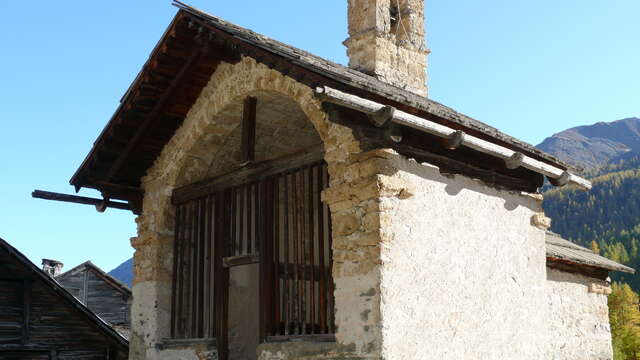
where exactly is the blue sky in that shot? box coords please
[1,1,638,272]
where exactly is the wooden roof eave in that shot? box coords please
[69,3,581,208]
[69,10,191,192]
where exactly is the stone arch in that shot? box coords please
[138,57,360,239]
[129,56,363,359]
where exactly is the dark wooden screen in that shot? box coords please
[171,161,334,344]
[172,195,219,339]
[262,163,335,337]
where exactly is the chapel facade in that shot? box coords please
[62,1,634,359]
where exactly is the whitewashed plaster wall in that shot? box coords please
[377,156,549,359]
[547,268,613,360]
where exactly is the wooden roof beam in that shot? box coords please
[106,45,204,181]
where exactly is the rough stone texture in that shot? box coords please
[130,281,172,359]
[257,341,353,360]
[130,56,364,359]
[345,0,429,96]
[547,268,613,360]
[371,153,549,359]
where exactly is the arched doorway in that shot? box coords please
[169,91,335,360]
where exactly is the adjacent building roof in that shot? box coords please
[57,260,132,298]
[545,232,635,274]
[69,2,582,212]
[0,237,130,349]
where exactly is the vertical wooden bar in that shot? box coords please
[261,178,274,338]
[299,169,307,335]
[203,196,211,338]
[247,184,253,255]
[210,195,217,338]
[241,96,258,164]
[308,166,316,334]
[239,187,245,256]
[184,202,193,338]
[197,199,206,337]
[177,204,187,337]
[274,177,281,335]
[291,171,300,335]
[171,205,181,338]
[211,194,222,338]
[214,192,230,360]
[230,188,236,257]
[191,200,200,338]
[283,173,290,335]
[252,183,258,253]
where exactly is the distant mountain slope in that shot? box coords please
[543,160,640,290]
[540,118,640,292]
[537,117,640,170]
[108,258,133,288]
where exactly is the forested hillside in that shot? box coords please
[544,158,640,290]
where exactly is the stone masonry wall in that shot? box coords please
[369,153,550,359]
[345,0,429,96]
[130,56,376,359]
[547,268,613,360]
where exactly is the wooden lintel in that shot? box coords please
[172,147,324,204]
[241,96,258,164]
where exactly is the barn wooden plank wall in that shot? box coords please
[57,267,131,327]
[0,244,128,360]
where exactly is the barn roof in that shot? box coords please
[546,232,635,274]
[69,2,584,213]
[0,237,130,349]
[57,260,132,298]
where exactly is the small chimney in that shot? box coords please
[42,259,64,277]
[344,0,429,96]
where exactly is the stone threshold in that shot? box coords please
[265,334,337,343]
[156,338,217,350]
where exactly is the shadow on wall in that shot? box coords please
[385,151,540,213]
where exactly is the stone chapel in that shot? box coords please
[53,1,635,359]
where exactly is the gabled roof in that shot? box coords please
[57,260,132,298]
[69,2,581,210]
[0,237,129,349]
[545,232,635,274]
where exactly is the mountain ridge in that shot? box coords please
[537,117,640,170]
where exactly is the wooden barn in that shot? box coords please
[56,261,132,336]
[0,238,129,359]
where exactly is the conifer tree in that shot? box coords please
[609,282,640,359]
